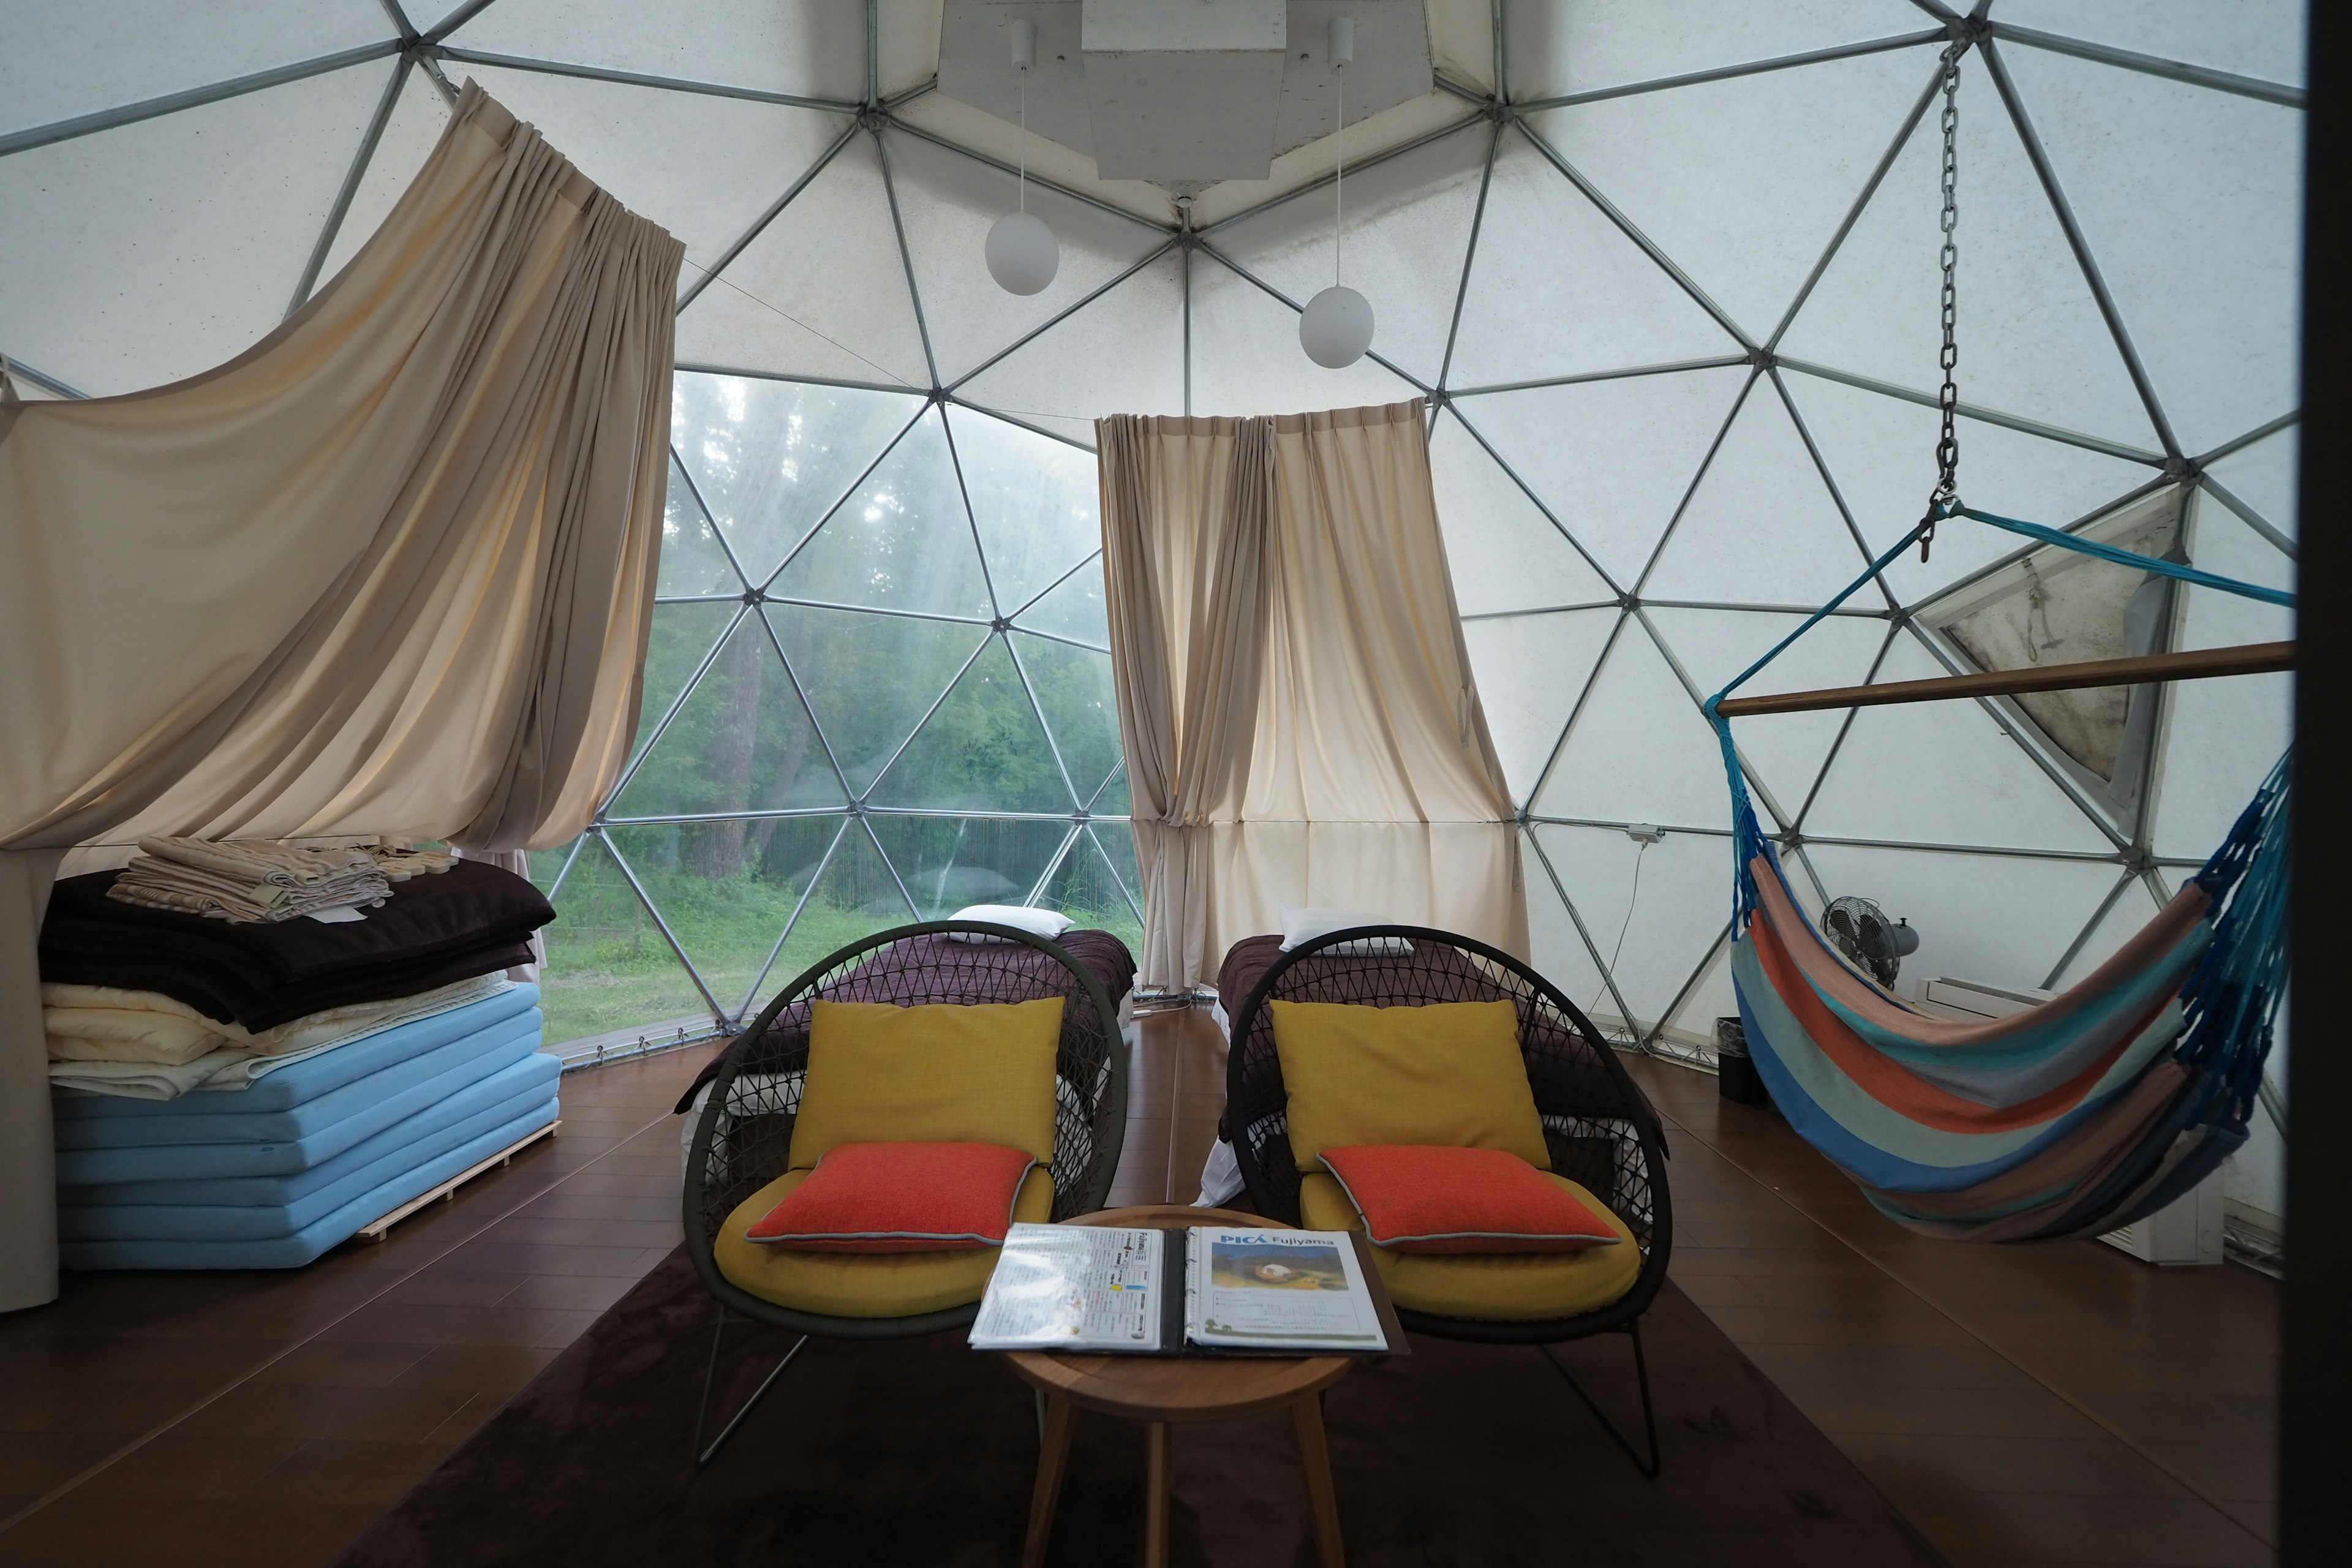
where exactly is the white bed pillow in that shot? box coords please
[1278,906,1413,957]
[946,904,1077,944]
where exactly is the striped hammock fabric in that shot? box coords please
[1700,509,2290,1243]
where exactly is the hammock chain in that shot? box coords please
[1921,45,1964,563]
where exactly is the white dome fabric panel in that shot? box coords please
[1,2,2301,1231]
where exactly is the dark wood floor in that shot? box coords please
[0,1011,2279,1567]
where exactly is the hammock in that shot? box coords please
[1701,507,2291,1242]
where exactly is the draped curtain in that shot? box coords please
[0,83,683,1310]
[1098,399,1525,992]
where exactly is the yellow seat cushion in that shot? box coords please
[1269,998,1550,1172]
[1300,1172,1641,1321]
[717,1167,1057,1317]
[790,997,1063,1169]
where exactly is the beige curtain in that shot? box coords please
[1099,399,1525,992]
[0,84,682,1310]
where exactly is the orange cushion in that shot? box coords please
[1322,1144,1623,1255]
[741,1141,1036,1253]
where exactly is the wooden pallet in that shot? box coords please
[352,1120,561,1243]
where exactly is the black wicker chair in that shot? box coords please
[681,921,1126,1467]
[1226,925,1673,1475]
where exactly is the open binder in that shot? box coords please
[970,1224,1408,1358]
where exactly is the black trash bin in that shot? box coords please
[1714,1016,1773,1109]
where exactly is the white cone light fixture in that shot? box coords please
[1301,17,1374,368]
[986,19,1060,296]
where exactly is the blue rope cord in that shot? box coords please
[1956,506,2296,608]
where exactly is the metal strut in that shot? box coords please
[1919,43,1964,563]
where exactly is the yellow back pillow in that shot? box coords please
[790,997,1065,1169]
[1269,998,1550,1172]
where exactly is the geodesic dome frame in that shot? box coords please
[1,0,2301,1194]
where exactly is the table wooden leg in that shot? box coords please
[1290,1392,1346,1568]
[1143,1420,1172,1568]
[1022,1393,1077,1568]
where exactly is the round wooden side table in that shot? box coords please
[1001,1204,1352,1568]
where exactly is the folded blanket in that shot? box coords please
[45,973,516,1098]
[106,837,395,923]
[41,860,553,1028]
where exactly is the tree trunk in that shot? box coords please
[688,626,765,877]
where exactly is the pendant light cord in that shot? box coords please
[1018,68,1027,213]
[1333,64,1344,285]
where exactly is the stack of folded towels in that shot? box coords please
[39,848,562,1270]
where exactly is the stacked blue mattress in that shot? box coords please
[55,984,558,1270]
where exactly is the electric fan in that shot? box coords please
[1820,897,1921,989]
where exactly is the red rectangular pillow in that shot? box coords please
[744,1141,1036,1254]
[1322,1144,1623,1254]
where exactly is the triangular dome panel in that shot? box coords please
[1430,412,1615,614]
[1506,0,1931,103]
[2204,424,2297,542]
[886,128,1173,387]
[0,2,391,138]
[1011,632,1122,809]
[1012,563,1111,647]
[744,821,921,1016]
[673,373,924,587]
[948,406,1103,614]
[1531,620,1736,830]
[318,63,456,284]
[869,636,1073,813]
[443,0,869,104]
[1461,609,1620,806]
[543,832,717,1035]
[1523,42,1939,342]
[1997,43,2303,456]
[621,601,742,767]
[1777,57,2163,454]
[673,130,931,388]
[453,63,853,286]
[869,815,1071,919]
[656,454,746,598]
[766,606,987,798]
[1042,826,1144,944]
[1529,822,1736,1035]
[1454,366,1751,594]
[1638,377,1879,606]
[1188,249,1423,416]
[1446,128,1744,391]
[955,251,1186,445]
[1992,1,2305,87]
[0,63,385,394]
[1644,606,1892,824]
[769,409,995,617]
[609,612,846,821]
[2149,497,2294,861]
[1208,122,1493,390]
[1777,368,2159,606]
[1800,633,2117,852]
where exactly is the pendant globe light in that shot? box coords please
[1300,17,1374,369]
[986,18,1060,296]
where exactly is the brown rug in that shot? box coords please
[333,1250,1940,1567]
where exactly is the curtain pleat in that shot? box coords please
[0,83,682,1309]
[1098,399,1524,992]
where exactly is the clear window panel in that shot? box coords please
[537,832,714,1046]
[868,815,1074,917]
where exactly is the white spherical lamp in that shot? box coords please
[986,209,1059,296]
[1299,285,1374,368]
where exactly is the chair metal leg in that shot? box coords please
[692,1309,811,1469]
[1540,1321,1661,1479]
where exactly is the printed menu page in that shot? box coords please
[968,1224,1164,1352]
[1184,1228,1388,1351]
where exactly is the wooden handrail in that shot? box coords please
[1713,641,2295,719]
